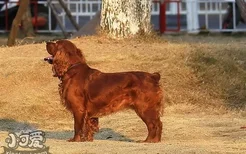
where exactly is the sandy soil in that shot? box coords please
[0,110,245,154]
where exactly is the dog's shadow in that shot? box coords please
[46,128,134,142]
[0,119,36,132]
[0,119,133,142]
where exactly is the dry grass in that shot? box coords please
[184,35,246,109]
[0,34,245,153]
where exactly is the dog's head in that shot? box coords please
[44,40,85,77]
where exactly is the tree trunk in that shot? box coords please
[22,5,35,37]
[236,0,246,23]
[100,0,152,38]
[7,0,30,46]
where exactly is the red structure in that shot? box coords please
[154,0,181,33]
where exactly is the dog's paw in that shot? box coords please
[67,137,81,142]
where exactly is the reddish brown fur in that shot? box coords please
[45,40,163,143]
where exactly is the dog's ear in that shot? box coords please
[46,42,57,56]
[76,48,86,63]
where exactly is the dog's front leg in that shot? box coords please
[68,111,85,142]
[80,111,89,142]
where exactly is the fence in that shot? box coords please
[0,0,245,33]
[156,0,246,33]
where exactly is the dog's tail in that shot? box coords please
[151,72,163,116]
[151,72,161,82]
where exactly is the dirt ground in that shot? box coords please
[0,34,245,154]
[0,110,245,154]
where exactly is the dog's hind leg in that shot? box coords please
[90,117,99,132]
[134,101,162,143]
[84,117,99,141]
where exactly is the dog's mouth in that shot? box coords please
[44,56,58,77]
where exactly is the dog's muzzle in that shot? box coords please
[44,56,57,77]
[44,56,54,64]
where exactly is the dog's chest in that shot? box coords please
[58,78,84,107]
[58,79,73,108]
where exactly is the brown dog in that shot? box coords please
[44,40,163,143]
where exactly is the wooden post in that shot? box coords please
[7,0,30,46]
[186,0,199,33]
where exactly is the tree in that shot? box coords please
[236,0,246,22]
[100,0,152,38]
[7,0,33,46]
[21,5,35,37]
